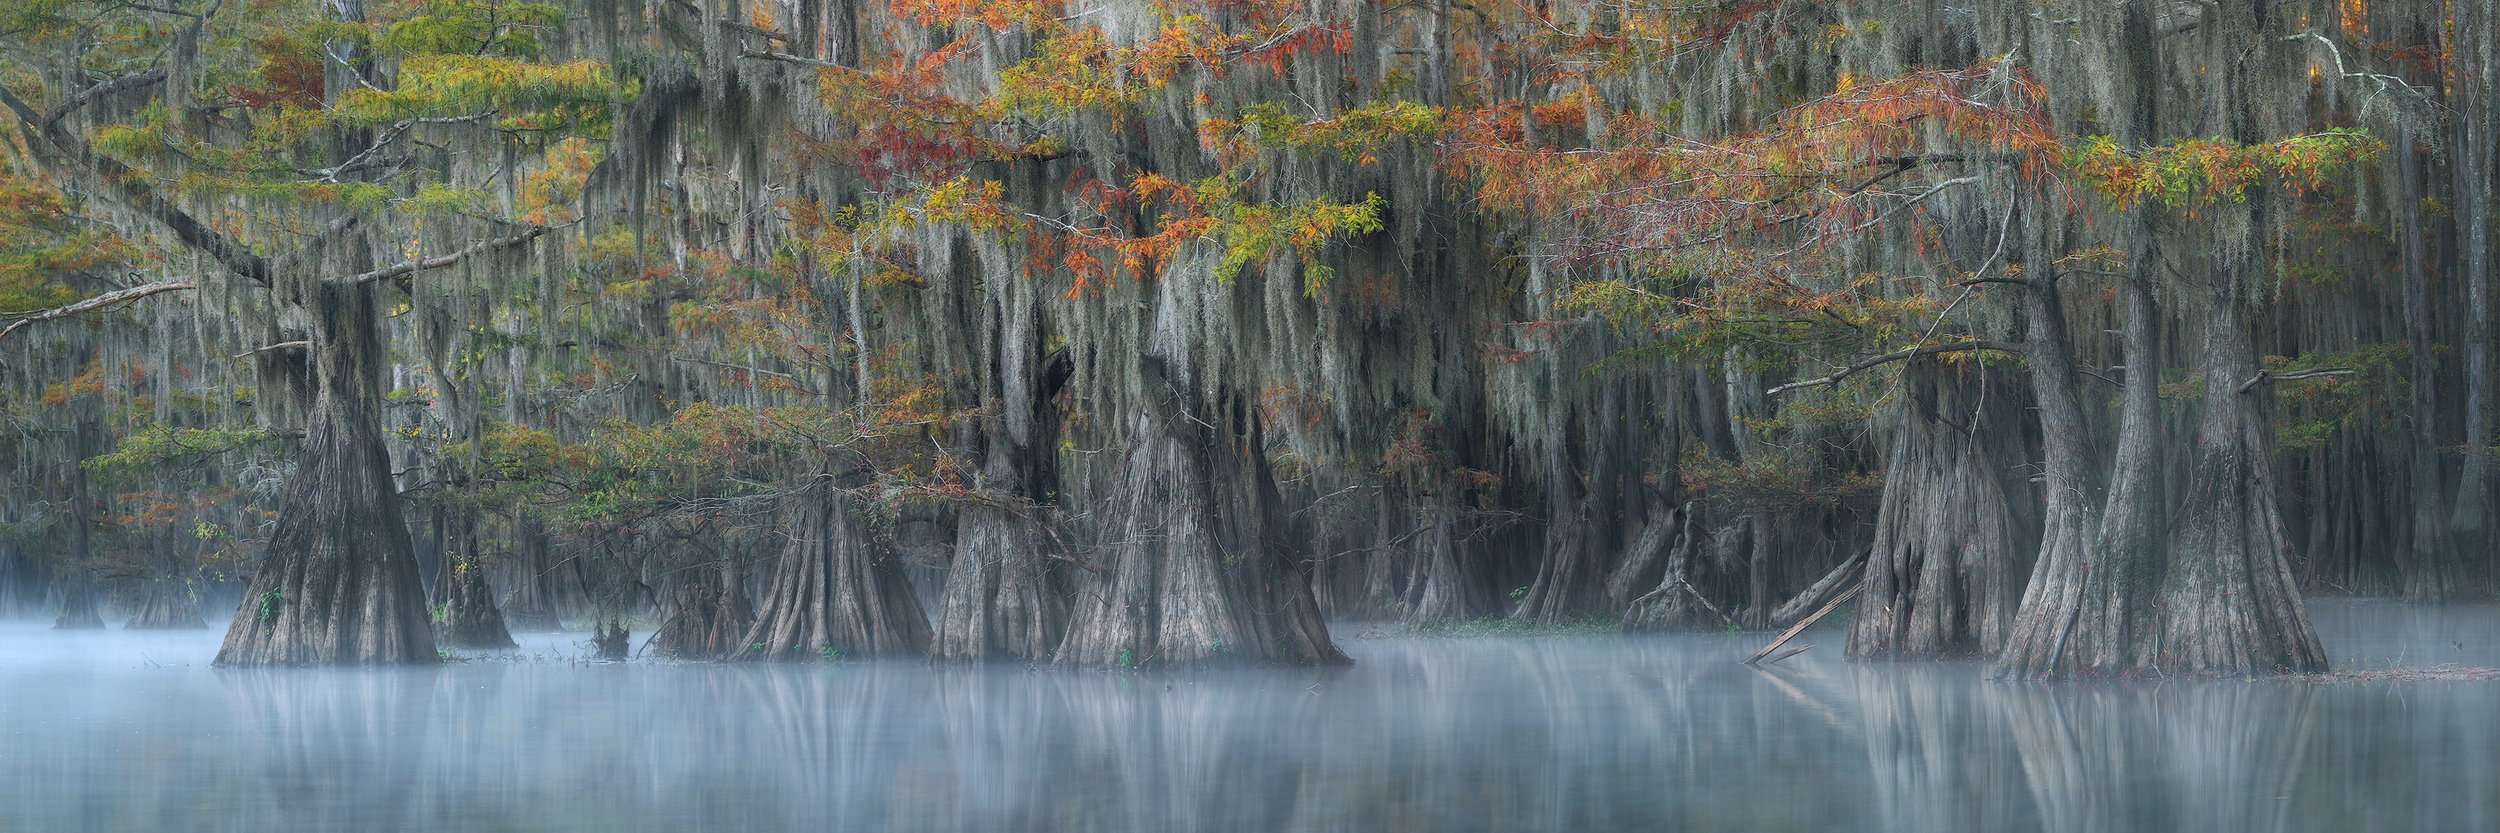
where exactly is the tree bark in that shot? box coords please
[434,512,516,650]
[734,478,931,660]
[214,0,436,665]
[653,556,754,659]
[1998,199,2127,677]
[1850,359,2037,658]
[123,543,205,629]
[2151,287,2328,674]
[1406,490,1494,627]
[1621,503,1719,631]
[934,283,1069,661]
[2397,128,2468,598]
[496,520,577,631]
[53,423,104,630]
[216,276,438,665]
[2001,5,2167,677]
[1056,378,1346,668]
[2451,0,2497,595]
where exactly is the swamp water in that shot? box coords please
[1,599,2494,832]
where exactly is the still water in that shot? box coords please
[2,599,2494,832]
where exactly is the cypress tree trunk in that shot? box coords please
[496,520,574,631]
[215,0,435,665]
[1512,461,1598,625]
[935,501,1064,660]
[217,276,438,665]
[1621,503,1714,631]
[653,557,754,659]
[53,428,103,629]
[1602,495,1676,611]
[123,543,205,629]
[734,478,931,660]
[1056,378,1345,668]
[437,549,515,649]
[2001,6,2167,677]
[2397,129,2467,598]
[934,283,1068,661]
[2152,288,2327,674]
[434,513,515,650]
[1850,360,2037,658]
[2450,0,2497,591]
[2145,0,2324,675]
[1998,210,2129,677]
[52,570,104,629]
[1406,490,1494,627]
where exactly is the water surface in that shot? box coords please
[2,599,2494,832]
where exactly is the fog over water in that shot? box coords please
[2,599,2494,832]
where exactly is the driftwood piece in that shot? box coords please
[1763,643,1814,665]
[1744,580,1863,665]
[1769,551,1866,627]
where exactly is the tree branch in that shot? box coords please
[1767,340,2024,397]
[2238,367,2357,394]
[232,340,309,361]
[0,279,197,344]
[44,68,170,124]
[0,87,274,287]
[331,224,559,286]
[737,48,868,76]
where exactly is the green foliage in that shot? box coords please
[1210,190,1386,296]
[83,425,288,473]
[376,0,564,57]
[1211,100,1444,163]
[337,54,623,133]
[0,168,139,315]
[2065,132,2383,210]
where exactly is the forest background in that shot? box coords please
[0,0,2482,675]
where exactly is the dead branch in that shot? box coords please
[0,279,198,344]
[2237,367,2358,395]
[1767,340,2024,397]
[1743,579,1862,665]
[333,224,561,286]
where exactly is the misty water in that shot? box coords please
[3,599,2494,833]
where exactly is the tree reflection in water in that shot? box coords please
[3,602,2496,833]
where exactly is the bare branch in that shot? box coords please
[1767,340,2024,397]
[44,68,170,124]
[2238,367,2357,394]
[331,224,562,286]
[0,279,197,344]
[739,48,858,73]
[232,340,309,361]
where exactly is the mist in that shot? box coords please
[4,600,2494,833]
